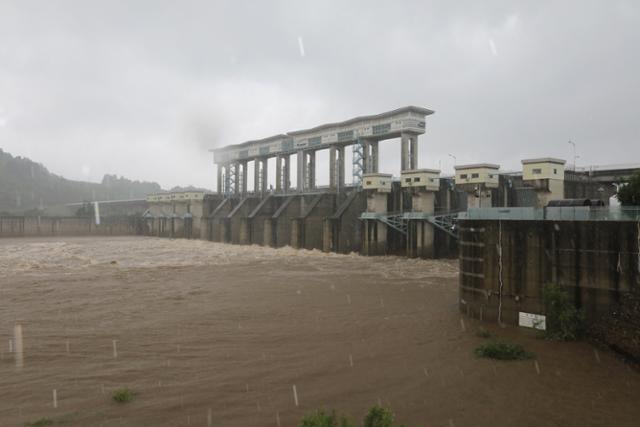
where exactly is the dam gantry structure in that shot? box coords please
[208,106,455,258]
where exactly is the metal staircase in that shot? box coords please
[427,212,459,239]
[361,210,461,239]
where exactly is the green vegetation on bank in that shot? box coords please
[300,405,406,427]
[543,283,585,341]
[24,418,54,427]
[474,342,534,360]
[112,387,135,403]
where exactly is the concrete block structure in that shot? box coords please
[521,158,566,207]
[454,163,500,208]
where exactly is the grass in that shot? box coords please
[474,342,534,360]
[24,417,54,427]
[111,387,135,403]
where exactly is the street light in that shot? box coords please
[448,153,457,174]
[568,140,577,171]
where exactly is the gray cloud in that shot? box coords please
[0,0,639,189]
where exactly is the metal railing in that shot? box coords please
[460,206,640,221]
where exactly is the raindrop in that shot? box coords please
[52,389,58,409]
[292,385,299,406]
[14,323,24,370]
[349,354,354,367]
[112,340,118,358]
[534,360,541,374]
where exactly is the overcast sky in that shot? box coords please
[1,0,639,190]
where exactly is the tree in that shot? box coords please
[616,171,640,206]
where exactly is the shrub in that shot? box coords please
[363,405,395,427]
[299,406,405,427]
[112,387,135,403]
[616,171,640,206]
[474,342,534,360]
[543,283,585,341]
[300,410,354,427]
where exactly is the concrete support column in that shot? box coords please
[329,147,337,190]
[362,140,371,173]
[297,150,305,192]
[216,165,222,194]
[401,133,418,171]
[370,141,379,173]
[283,155,290,192]
[263,218,275,247]
[307,151,316,190]
[329,146,346,191]
[338,146,345,190]
[364,192,388,256]
[239,218,251,244]
[411,191,435,258]
[261,158,269,194]
[401,134,410,171]
[410,137,418,170]
[276,156,283,192]
[254,159,261,195]
[241,161,248,195]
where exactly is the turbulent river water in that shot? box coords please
[1,237,639,426]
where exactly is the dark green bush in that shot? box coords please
[363,405,395,427]
[543,283,585,341]
[474,342,534,360]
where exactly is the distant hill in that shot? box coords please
[0,148,169,214]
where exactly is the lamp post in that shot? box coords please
[448,153,457,173]
[568,140,577,171]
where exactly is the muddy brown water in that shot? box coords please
[1,237,639,427]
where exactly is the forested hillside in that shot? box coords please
[0,148,163,214]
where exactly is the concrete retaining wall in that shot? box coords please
[459,219,640,326]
